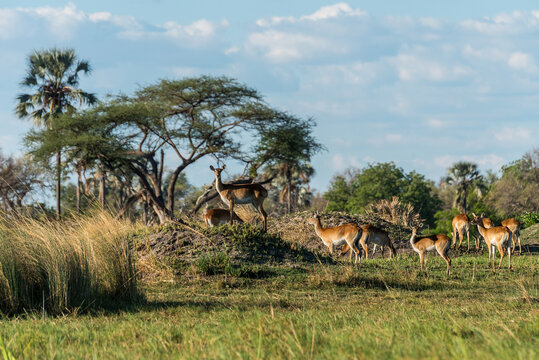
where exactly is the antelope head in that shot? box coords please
[306,212,320,225]
[210,164,226,178]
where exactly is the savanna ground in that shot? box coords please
[0,217,537,360]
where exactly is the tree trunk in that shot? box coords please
[143,198,149,225]
[286,166,292,213]
[76,173,81,214]
[56,151,61,220]
[99,167,106,209]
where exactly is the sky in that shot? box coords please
[1,1,538,193]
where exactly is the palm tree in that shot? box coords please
[15,48,96,218]
[267,162,315,213]
[443,161,482,213]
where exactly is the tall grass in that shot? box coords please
[0,211,139,314]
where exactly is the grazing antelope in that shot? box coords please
[204,208,244,227]
[210,165,268,232]
[409,225,452,276]
[501,218,521,254]
[452,214,471,250]
[471,214,512,269]
[340,224,396,259]
[307,214,363,263]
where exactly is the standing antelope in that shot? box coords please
[501,218,521,254]
[452,214,471,250]
[204,208,244,227]
[340,224,396,259]
[471,214,512,269]
[210,165,268,232]
[409,225,452,276]
[473,213,494,249]
[307,214,363,264]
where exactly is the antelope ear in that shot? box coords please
[419,223,424,228]
[210,165,215,171]
[222,164,226,170]
[480,212,485,217]
[472,212,476,218]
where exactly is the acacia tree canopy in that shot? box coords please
[28,76,320,223]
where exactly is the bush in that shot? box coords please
[0,211,139,315]
[519,211,539,228]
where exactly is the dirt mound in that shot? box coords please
[521,223,539,244]
[136,222,330,270]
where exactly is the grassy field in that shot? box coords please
[0,249,537,359]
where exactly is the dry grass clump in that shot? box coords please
[363,196,422,228]
[0,211,139,314]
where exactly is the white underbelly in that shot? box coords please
[332,239,347,247]
[426,245,436,251]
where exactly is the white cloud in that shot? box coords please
[256,2,366,27]
[332,154,345,170]
[460,11,539,35]
[494,127,531,142]
[426,118,447,128]
[385,134,404,143]
[121,18,225,45]
[391,52,472,82]
[88,11,140,30]
[508,52,535,70]
[434,154,505,170]
[225,46,239,55]
[419,17,443,30]
[17,2,86,39]
[0,3,221,44]
[247,30,330,62]
[171,67,199,77]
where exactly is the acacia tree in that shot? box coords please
[32,76,318,224]
[15,48,96,218]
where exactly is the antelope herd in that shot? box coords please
[204,164,523,275]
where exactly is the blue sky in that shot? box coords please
[1,1,538,192]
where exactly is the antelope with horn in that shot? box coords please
[471,214,512,269]
[210,165,268,231]
[307,214,363,264]
[409,224,452,276]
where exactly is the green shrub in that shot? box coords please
[519,211,539,228]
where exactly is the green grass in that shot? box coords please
[0,251,537,359]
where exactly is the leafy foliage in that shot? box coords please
[325,163,440,226]
[519,211,539,228]
[486,148,539,217]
